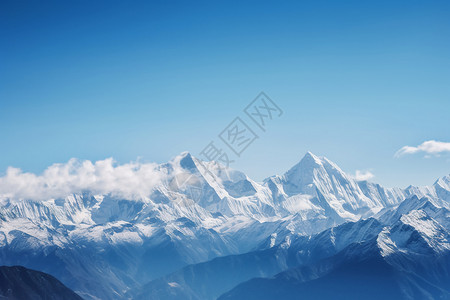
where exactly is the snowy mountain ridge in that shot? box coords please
[0,151,449,299]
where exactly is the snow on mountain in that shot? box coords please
[0,151,449,299]
[132,195,450,300]
[219,198,450,300]
[435,175,450,203]
[265,152,405,223]
[131,217,384,300]
[378,195,450,229]
[377,198,450,256]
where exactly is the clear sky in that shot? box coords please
[1,0,449,188]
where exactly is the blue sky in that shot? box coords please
[1,0,449,188]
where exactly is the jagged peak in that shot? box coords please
[434,174,450,189]
[283,152,346,180]
[179,153,196,170]
[285,152,323,174]
[178,151,194,160]
[167,151,197,171]
[302,151,324,164]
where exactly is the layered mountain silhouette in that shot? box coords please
[0,265,82,300]
[0,152,449,299]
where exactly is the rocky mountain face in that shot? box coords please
[0,152,448,299]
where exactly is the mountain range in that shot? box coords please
[0,151,449,299]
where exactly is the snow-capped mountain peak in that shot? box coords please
[1,151,449,299]
[266,152,402,221]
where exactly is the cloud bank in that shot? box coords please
[0,158,164,202]
[395,140,450,158]
[352,170,375,181]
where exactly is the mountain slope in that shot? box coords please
[0,152,449,299]
[219,202,450,300]
[131,218,384,300]
[218,250,450,300]
[0,265,83,300]
[265,152,405,222]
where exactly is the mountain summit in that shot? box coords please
[0,151,449,299]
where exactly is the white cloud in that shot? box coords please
[0,158,165,202]
[352,170,375,181]
[395,140,450,158]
